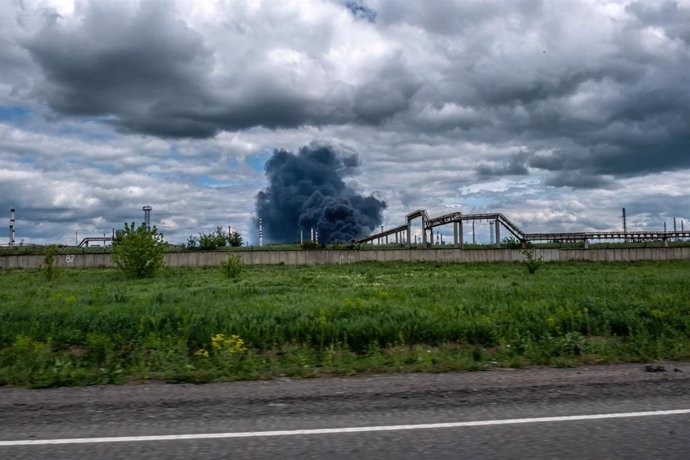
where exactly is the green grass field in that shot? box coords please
[1,260,689,387]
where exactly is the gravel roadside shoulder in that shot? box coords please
[0,361,687,406]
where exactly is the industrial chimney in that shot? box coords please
[142,205,152,230]
[9,208,15,247]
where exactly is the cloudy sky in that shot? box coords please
[1,0,689,245]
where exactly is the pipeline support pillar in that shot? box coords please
[495,219,501,248]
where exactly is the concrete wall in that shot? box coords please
[2,247,690,270]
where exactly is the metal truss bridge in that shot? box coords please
[357,209,690,247]
[77,236,113,248]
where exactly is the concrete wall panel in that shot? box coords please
[3,247,690,270]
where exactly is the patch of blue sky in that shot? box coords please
[196,175,241,188]
[95,163,115,173]
[57,121,118,141]
[245,150,272,173]
[227,157,240,169]
[461,196,496,211]
[0,106,29,121]
[148,171,190,184]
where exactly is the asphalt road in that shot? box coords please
[1,363,688,459]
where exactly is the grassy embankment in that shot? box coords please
[1,260,689,387]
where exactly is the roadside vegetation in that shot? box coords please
[186,226,243,250]
[1,260,689,387]
[111,223,166,279]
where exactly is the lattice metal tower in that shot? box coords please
[622,207,627,233]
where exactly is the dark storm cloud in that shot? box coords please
[476,153,530,177]
[352,58,420,123]
[462,61,690,182]
[23,1,217,138]
[544,172,617,190]
[527,117,690,186]
[17,0,688,184]
[255,144,386,244]
[377,0,690,184]
[20,1,418,138]
[528,150,575,172]
[627,0,690,44]
[623,192,690,220]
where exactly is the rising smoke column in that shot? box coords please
[255,145,386,244]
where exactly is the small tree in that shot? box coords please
[521,248,543,275]
[111,222,165,278]
[228,231,243,247]
[186,235,198,249]
[196,227,243,249]
[198,226,229,250]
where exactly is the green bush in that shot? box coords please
[301,240,322,250]
[220,253,243,279]
[111,222,165,278]
[227,231,243,247]
[192,227,243,250]
[42,244,60,282]
[199,227,228,250]
[501,237,522,249]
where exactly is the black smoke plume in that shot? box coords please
[255,145,386,244]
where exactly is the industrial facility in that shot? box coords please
[357,208,690,248]
[3,206,155,248]
[3,205,689,249]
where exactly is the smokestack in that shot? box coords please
[9,208,15,247]
[259,217,263,247]
[142,205,152,230]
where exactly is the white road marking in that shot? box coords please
[1,409,689,447]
